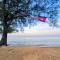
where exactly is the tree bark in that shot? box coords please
[0,22,7,46]
[0,15,8,46]
[0,0,7,46]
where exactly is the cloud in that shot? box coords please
[9,22,60,35]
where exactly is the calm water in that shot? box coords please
[7,34,60,46]
[0,34,60,46]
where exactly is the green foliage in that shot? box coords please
[31,0,60,27]
[0,27,2,33]
[7,26,15,33]
[0,0,60,33]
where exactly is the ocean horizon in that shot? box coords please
[0,34,60,46]
[7,34,60,46]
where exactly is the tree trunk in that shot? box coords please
[0,0,8,46]
[0,18,7,46]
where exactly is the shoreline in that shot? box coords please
[8,44,60,47]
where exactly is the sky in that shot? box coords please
[8,10,60,36]
[0,0,60,36]
[10,0,60,36]
[9,20,60,36]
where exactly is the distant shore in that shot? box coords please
[0,46,60,60]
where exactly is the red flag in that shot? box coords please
[38,16,46,22]
[32,16,46,22]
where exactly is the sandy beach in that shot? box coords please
[0,46,60,60]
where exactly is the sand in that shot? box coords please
[0,46,60,60]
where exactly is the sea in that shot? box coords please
[0,34,60,46]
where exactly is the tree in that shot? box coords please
[0,0,60,46]
[0,0,31,45]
